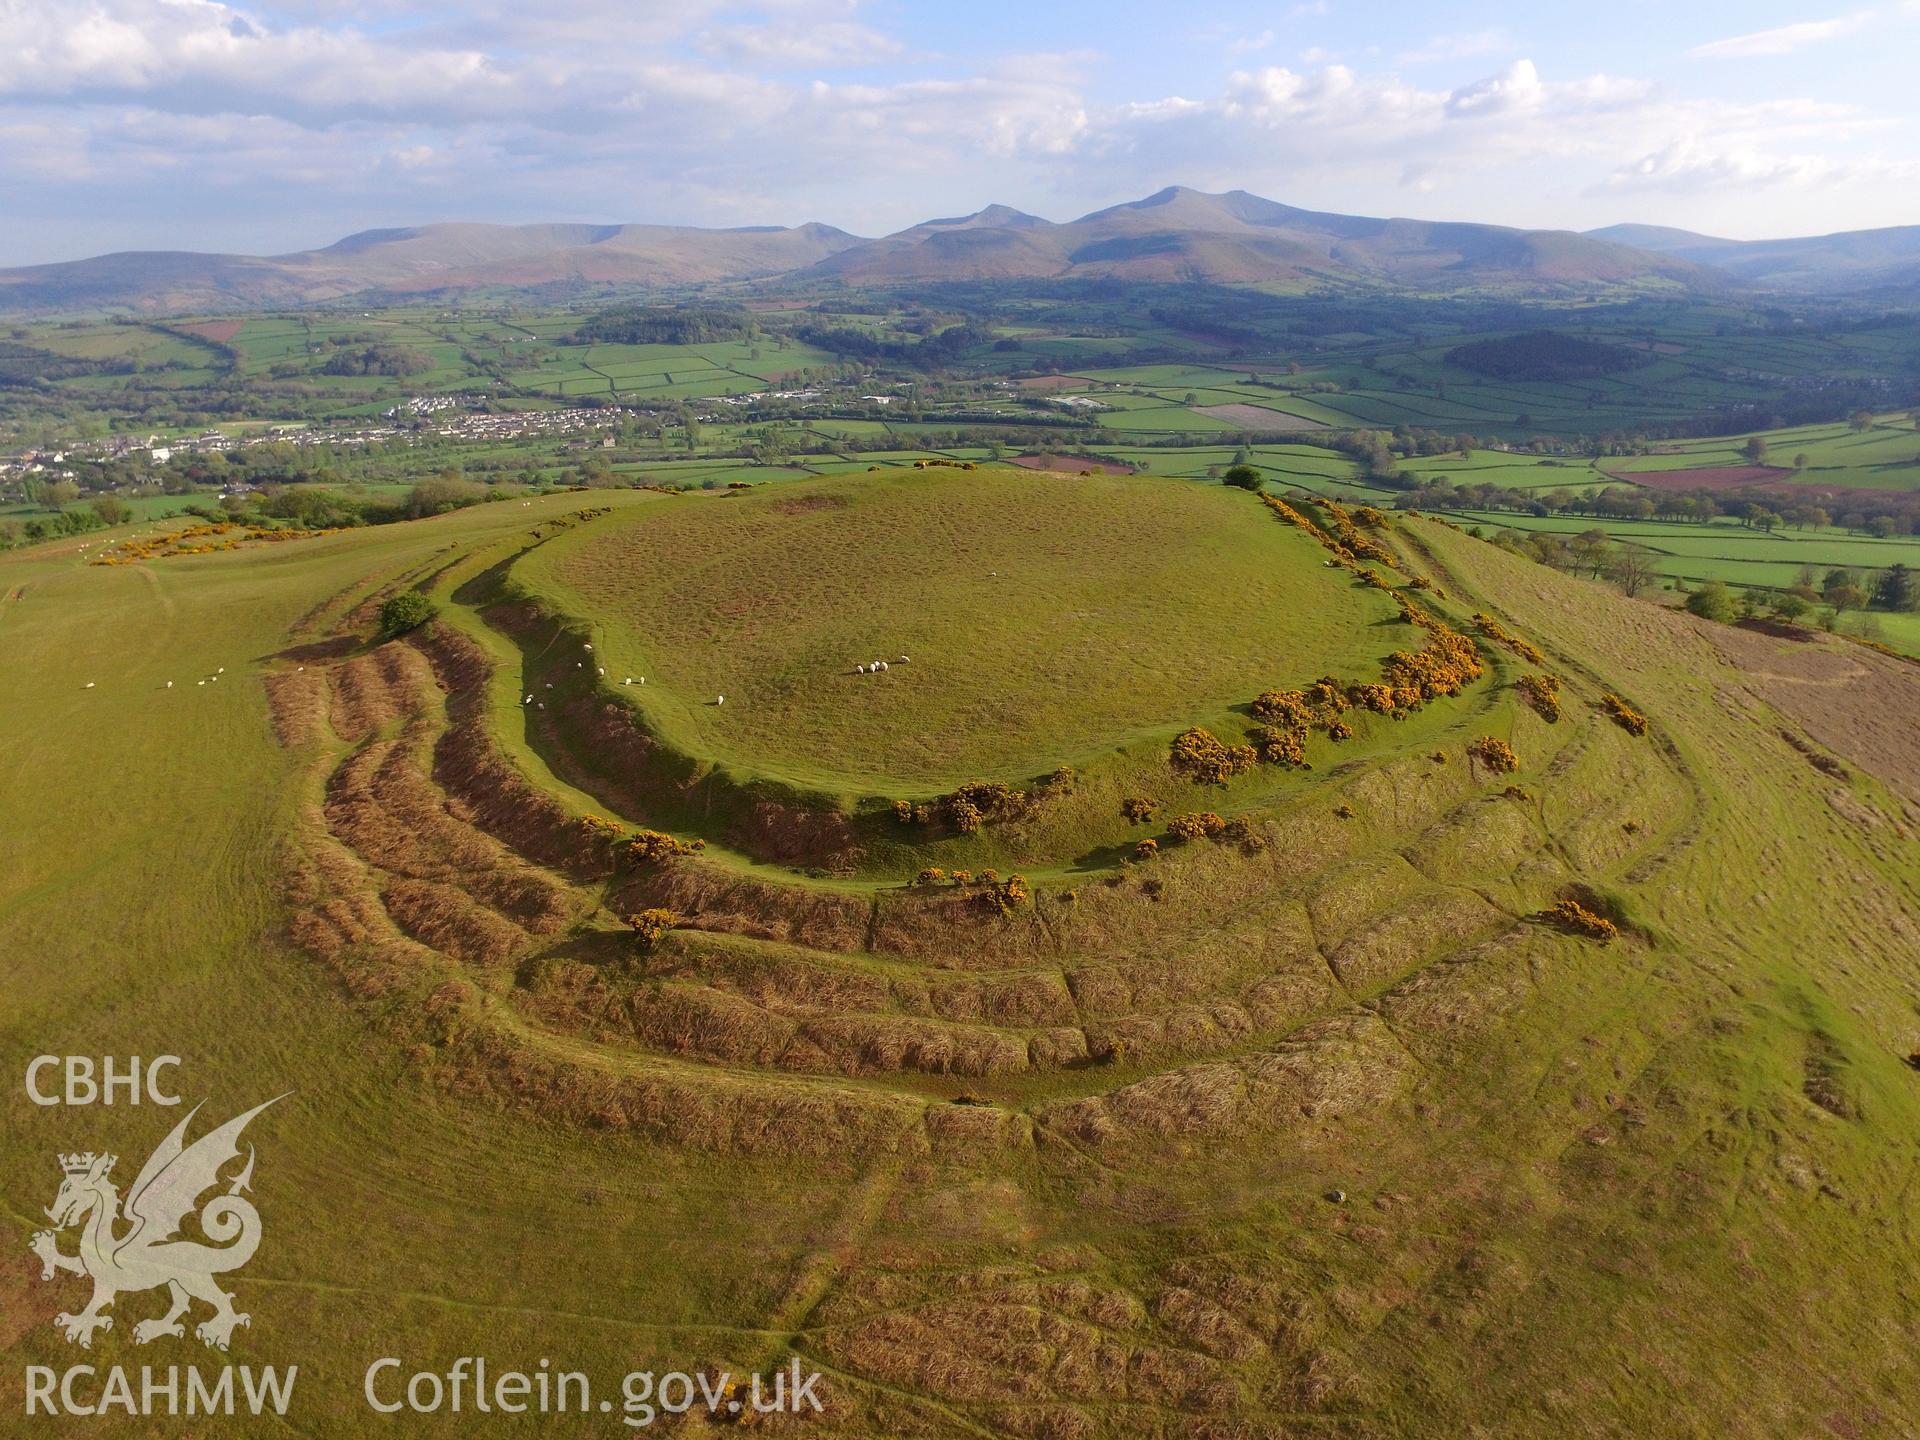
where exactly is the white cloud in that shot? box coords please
[1602,136,1917,194]
[1397,29,1513,66]
[1445,58,1544,117]
[1687,12,1873,59]
[0,3,1916,259]
[697,20,905,68]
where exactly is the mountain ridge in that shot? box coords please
[2,187,1916,314]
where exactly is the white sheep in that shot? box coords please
[896,655,910,664]
[523,694,533,704]
[597,666,605,675]
[584,643,593,652]
[165,681,173,689]
[623,677,632,685]
[715,694,725,706]
[84,682,95,689]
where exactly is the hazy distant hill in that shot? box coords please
[807,187,1713,292]
[7,187,1920,314]
[0,220,864,314]
[1586,221,1920,294]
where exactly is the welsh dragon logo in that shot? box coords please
[29,1095,287,1350]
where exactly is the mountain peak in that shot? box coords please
[917,204,1049,232]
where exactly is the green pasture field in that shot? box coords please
[0,493,869,1433]
[1601,415,1920,492]
[4,470,1920,1437]
[1439,507,1920,618]
[514,467,1399,793]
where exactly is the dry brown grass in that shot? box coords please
[327,640,437,743]
[1038,1013,1411,1153]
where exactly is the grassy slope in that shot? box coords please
[0,502,875,1434]
[1,494,1918,1436]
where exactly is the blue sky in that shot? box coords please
[2,0,1917,265]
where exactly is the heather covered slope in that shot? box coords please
[2,483,1918,1436]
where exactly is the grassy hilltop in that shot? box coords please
[3,467,1920,1436]
[516,469,1395,792]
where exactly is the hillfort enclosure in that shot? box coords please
[8,8,1920,1436]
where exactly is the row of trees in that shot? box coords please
[1683,563,1916,628]
[1402,477,1920,538]
[1481,520,1919,621]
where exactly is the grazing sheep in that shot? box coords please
[715,694,725,706]
[165,681,173,689]
[84,682,95,689]
[622,677,632,685]
[896,655,910,663]
[584,643,594,652]
[524,694,534,704]
[197,680,206,687]
[597,666,605,675]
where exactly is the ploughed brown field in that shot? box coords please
[1604,463,1901,500]
[1007,451,1137,474]
[1607,464,1797,491]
